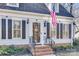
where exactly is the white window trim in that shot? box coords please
[6,3,19,7]
[1,18,8,40]
[55,4,59,13]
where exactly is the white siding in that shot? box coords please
[0,10,73,45]
[0,39,29,45]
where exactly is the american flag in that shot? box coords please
[45,3,57,27]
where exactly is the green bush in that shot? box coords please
[53,45,73,51]
[73,40,79,46]
[0,45,26,55]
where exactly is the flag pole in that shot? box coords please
[45,3,52,43]
[45,3,57,45]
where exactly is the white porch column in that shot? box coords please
[40,21,47,45]
[26,19,29,40]
[71,22,74,45]
[28,19,33,43]
[40,21,44,45]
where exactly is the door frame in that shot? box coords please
[33,22,40,44]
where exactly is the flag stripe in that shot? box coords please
[45,3,57,27]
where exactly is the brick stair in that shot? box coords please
[31,45,54,56]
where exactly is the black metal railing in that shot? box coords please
[48,38,55,48]
[29,36,36,56]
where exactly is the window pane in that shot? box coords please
[63,24,65,38]
[13,20,21,38]
[52,3,59,13]
[13,30,16,37]
[55,4,59,13]
[63,24,69,39]
[66,24,69,38]
[13,20,21,29]
[17,30,21,37]
[13,30,21,38]
[52,26,56,38]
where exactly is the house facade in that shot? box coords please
[0,3,73,46]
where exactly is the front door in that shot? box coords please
[33,22,40,43]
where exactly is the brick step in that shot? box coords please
[32,50,53,56]
[33,47,52,50]
[32,48,53,52]
[32,45,53,56]
[35,45,51,48]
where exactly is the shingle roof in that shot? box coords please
[0,3,73,17]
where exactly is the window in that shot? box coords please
[45,3,59,13]
[6,3,19,7]
[51,25,57,38]
[13,20,21,39]
[55,4,59,13]
[52,3,59,13]
[63,24,69,39]
[1,18,26,39]
[52,23,72,39]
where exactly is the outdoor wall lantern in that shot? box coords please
[27,19,29,24]
[36,19,38,21]
[44,21,47,27]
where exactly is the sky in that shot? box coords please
[73,3,79,9]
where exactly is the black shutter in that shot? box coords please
[22,20,26,39]
[47,22,50,38]
[60,23,63,39]
[2,19,6,39]
[8,19,12,39]
[57,23,59,39]
[69,24,71,39]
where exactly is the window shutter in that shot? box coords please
[8,19,12,39]
[69,24,71,39]
[60,23,63,39]
[57,23,59,39]
[22,20,26,39]
[2,19,6,39]
[47,22,50,38]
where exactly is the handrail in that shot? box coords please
[49,38,55,48]
[29,36,36,56]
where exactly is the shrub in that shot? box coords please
[73,40,79,46]
[0,45,26,56]
[53,45,73,51]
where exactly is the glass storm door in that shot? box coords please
[33,22,40,43]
